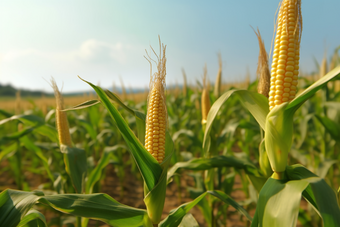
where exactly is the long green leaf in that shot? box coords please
[159,190,251,227]
[178,213,199,227]
[251,178,309,227]
[0,190,43,227]
[61,145,87,193]
[287,66,340,113]
[63,100,100,111]
[0,142,17,162]
[105,89,147,144]
[286,165,340,226]
[167,155,262,182]
[20,136,54,182]
[203,90,269,149]
[86,145,126,194]
[315,115,340,143]
[79,76,161,191]
[0,114,58,142]
[17,209,47,227]
[39,193,152,227]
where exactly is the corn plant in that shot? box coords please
[0,38,251,227]
[202,0,340,226]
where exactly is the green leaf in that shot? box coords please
[79,76,161,191]
[20,136,54,182]
[0,142,17,162]
[315,114,340,143]
[286,165,340,226]
[287,66,340,113]
[105,89,147,145]
[17,209,47,227]
[178,213,199,227]
[203,90,269,150]
[39,193,152,227]
[61,145,88,193]
[167,155,261,182]
[63,100,100,111]
[159,190,251,227]
[0,127,36,142]
[86,145,126,194]
[0,114,58,142]
[0,189,43,227]
[251,178,309,227]
[0,109,13,118]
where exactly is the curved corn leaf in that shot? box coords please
[159,190,251,227]
[104,89,147,144]
[20,136,54,182]
[86,145,126,194]
[167,155,262,182]
[39,193,152,227]
[251,177,309,227]
[0,126,36,143]
[0,114,58,142]
[286,165,340,226]
[0,142,17,162]
[61,145,87,194]
[287,66,340,113]
[315,114,340,143]
[0,109,13,118]
[17,209,47,227]
[63,100,100,111]
[178,213,199,227]
[0,189,43,227]
[203,90,269,150]
[79,76,161,191]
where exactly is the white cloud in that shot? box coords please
[0,39,149,92]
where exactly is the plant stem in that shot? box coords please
[77,216,81,227]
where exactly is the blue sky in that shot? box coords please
[0,0,339,93]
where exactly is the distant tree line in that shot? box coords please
[0,84,52,97]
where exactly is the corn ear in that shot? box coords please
[265,0,302,174]
[51,78,73,147]
[268,0,302,110]
[144,38,167,164]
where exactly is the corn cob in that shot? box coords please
[201,64,211,124]
[268,0,302,110]
[51,78,72,147]
[144,39,167,164]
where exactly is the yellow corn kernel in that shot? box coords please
[269,0,302,110]
[51,78,72,147]
[145,38,167,164]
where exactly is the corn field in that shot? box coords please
[1,1,340,227]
